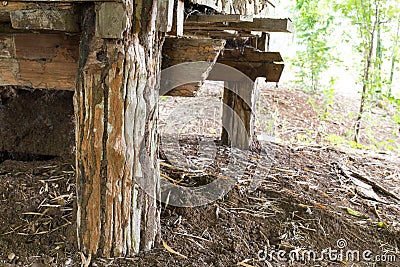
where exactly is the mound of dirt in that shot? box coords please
[0,138,399,266]
[0,86,399,266]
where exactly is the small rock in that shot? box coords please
[7,252,15,262]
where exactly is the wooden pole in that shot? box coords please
[221,80,259,149]
[75,1,161,258]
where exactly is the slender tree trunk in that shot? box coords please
[354,3,379,143]
[388,16,400,97]
[74,1,161,258]
[374,17,382,98]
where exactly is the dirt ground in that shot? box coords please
[0,85,399,266]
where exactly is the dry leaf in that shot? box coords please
[321,192,330,198]
[162,239,188,259]
[315,203,327,210]
[237,259,255,267]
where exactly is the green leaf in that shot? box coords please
[345,207,368,218]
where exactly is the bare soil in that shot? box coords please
[0,85,399,267]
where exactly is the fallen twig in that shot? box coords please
[339,164,400,202]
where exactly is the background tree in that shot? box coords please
[292,0,335,93]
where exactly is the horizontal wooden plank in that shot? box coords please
[0,2,39,12]
[219,48,283,62]
[184,18,294,33]
[184,30,259,38]
[14,33,79,60]
[0,33,79,90]
[186,14,253,23]
[188,0,273,17]
[208,48,284,82]
[162,36,226,67]
[208,61,284,82]
[0,3,39,22]
[161,36,225,96]
[10,4,81,32]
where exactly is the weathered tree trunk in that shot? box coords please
[221,80,258,149]
[74,1,161,258]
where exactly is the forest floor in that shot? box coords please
[0,84,399,266]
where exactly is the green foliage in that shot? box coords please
[284,0,400,151]
[293,0,336,92]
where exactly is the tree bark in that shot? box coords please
[74,1,161,258]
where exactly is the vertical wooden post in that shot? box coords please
[169,0,184,36]
[221,80,259,149]
[258,32,270,51]
[75,0,161,258]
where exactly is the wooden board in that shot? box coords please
[221,80,258,149]
[208,61,284,82]
[184,18,294,33]
[208,48,284,82]
[157,0,174,32]
[161,36,225,96]
[95,2,126,38]
[184,30,259,38]
[220,49,283,62]
[1,3,81,32]
[188,0,273,17]
[186,14,253,23]
[0,33,79,90]
[0,2,37,22]
[168,0,183,36]
[10,5,80,32]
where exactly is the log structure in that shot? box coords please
[74,2,163,258]
[0,0,292,260]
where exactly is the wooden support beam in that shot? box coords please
[0,33,79,90]
[8,3,81,32]
[220,48,283,62]
[0,2,36,22]
[95,2,126,38]
[168,0,183,36]
[188,0,272,16]
[157,0,174,32]
[175,0,184,35]
[221,80,259,149]
[161,36,225,96]
[75,2,161,257]
[184,18,294,33]
[208,48,284,82]
[184,30,259,38]
[186,14,253,23]
[258,32,270,51]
